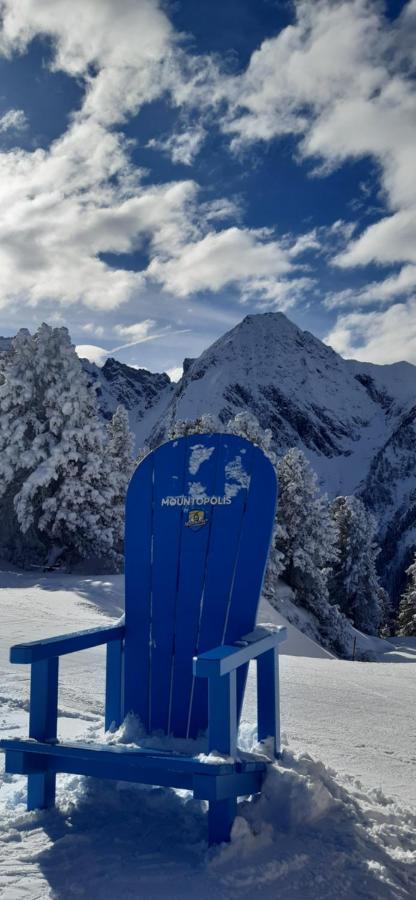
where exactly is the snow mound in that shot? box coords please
[1,746,415,899]
[258,588,336,659]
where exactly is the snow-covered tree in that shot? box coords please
[0,324,124,566]
[276,450,337,611]
[330,496,383,635]
[167,414,221,440]
[274,448,349,653]
[107,405,135,485]
[106,405,135,546]
[396,555,416,636]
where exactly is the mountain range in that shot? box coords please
[2,313,415,603]
[89,312,416,604]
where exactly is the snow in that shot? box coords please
[1,569,415,898]
[188,444,215,475]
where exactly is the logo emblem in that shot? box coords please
[185,509,208,529]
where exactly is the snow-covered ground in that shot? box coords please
[1,569,415,898]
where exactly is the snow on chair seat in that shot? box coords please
[0,433,286,845]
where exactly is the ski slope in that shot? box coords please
[0,569,415,898]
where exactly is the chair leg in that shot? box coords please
[27,657,59,811]
[208,798,237,845]
[28,772,56,811]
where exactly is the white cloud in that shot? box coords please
[326,265,416,309]
[114,320,156,341]
[81,322,105,337]
[0,0,174,126]
[216,1,416,279]
[166,365,183,382]
[325,299,416,364]
[147,226,294,296]
[0,108,27,133]
[0,0,321,320]
[75,343,108,365]
[0,0,200,311]
[148,126,206,166]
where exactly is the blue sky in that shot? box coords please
[0,0,415,378]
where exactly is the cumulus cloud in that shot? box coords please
[147,226,297,298]
[148,126,206,166]
[325,299,416,364]
[0,108,27,133]
[0,0,187,310]
[0,0,174,126]
[75,343,109,365]
[0,0,316,316]
[326,265,416,310]
[218,1,416,277]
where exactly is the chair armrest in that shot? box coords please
[193,625,286,678]
[10,623,125,664]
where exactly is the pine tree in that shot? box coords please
[106,405,135,546]
[274,448,349,653]
[396,556,416,636]
[107,406,135,481]
[276,449,337,613]
[0,324,123,566]
[330,495,383,635]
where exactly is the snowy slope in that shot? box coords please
[0,571,415,898]
[141,313,416,601]
[82,356,174,447]
[149,314,416,496]
[4,313,416,598]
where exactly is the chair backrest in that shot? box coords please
[124,432,277,739]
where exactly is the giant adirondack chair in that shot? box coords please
[0,433,286,844]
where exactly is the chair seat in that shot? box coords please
[0,738,267,801]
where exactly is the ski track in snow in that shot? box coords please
[0,570,415,899]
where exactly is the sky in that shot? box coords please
[0,0,415,379]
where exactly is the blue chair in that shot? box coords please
[0,433,286,844]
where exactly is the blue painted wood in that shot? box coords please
[193,770,264,800]
[28,658,58,809]
[29,659,59,741]
[124,434,277,739]
[124,452,154,725]
[169,435,221,737]
[193,627,286,677]
[189,437,255,737]
[3,745,265,801]
[0,739,265,775]
[149,438,187,732]
[207,671,237,756]
[105,638,124,731]
[257,647,281,757]
[224,449,278,717]
[208,798,237,844]
[1,739,236,773]
[10,623,125,663]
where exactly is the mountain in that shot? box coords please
[82,357,174,447]
[143,313,416,603]
[2,314,415,601]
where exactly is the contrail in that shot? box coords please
[110,328,191,354]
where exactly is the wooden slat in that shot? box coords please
[224,446,278,715]
[189,437,254,736]
[10,623,125,663]
[0,739,236,774]
[169,434,221,736]
[149,438,187,731]
[124,452,154,726]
